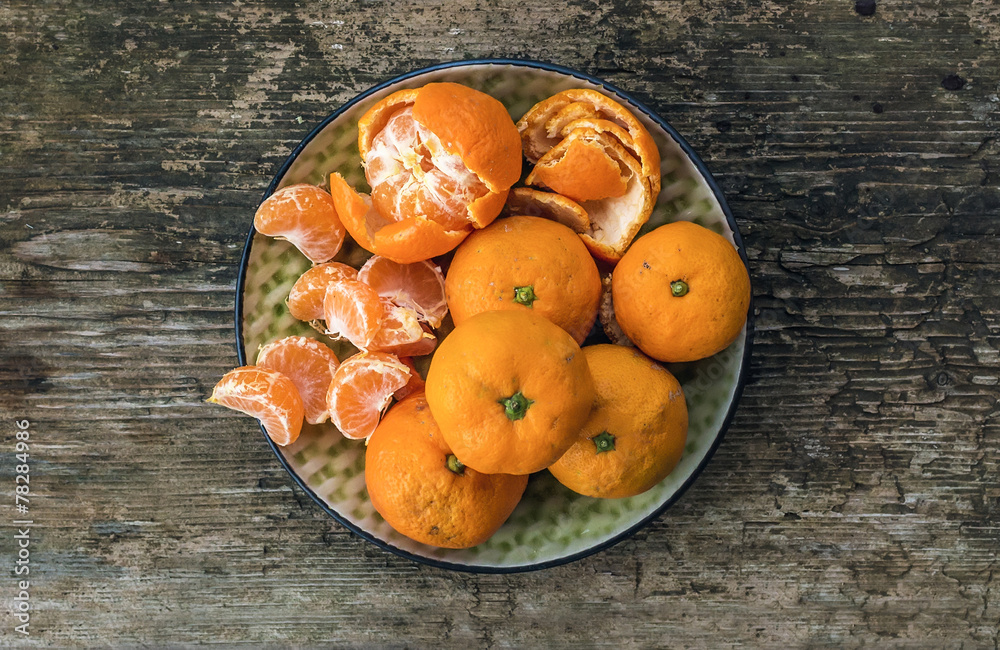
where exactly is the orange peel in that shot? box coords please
[517,88,661,191]
[503,187,590,233]
[518,89,662,263]
[528,127,654,263]
[526,129,629,202]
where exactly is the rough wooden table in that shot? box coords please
[2,0,998,646]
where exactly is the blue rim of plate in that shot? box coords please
[234,58,754,573]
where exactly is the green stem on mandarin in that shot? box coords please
[513,285,537,307]
[592,431,616,453]
[670,280,689,297]
[446,454,465,475]
[498,391,533,421]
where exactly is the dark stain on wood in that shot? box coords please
[855,0,877,17]
[942,73,968,91]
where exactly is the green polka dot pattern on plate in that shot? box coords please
[239,63,748,570]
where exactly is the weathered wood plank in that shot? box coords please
[0,0,997,646]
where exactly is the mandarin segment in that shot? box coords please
[424,310,596,475]
[209,366,304,446]
[327,351,412,440]
[369,300,437,357]
[548,345,688,499]
[254,184,346,264]
[255,336,340,425]
[612,220,751,362]
[286,262,359,322]
[365,393,528,549]
[322,278,383,350]
[393,357,427,400]
[357,255,448,328]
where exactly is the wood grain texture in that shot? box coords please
[1,0,997,646]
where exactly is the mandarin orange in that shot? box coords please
[365,393,528,549]
[424,310,595,475]
[445,215,601,344]
[612,220,751,362]
[358,82,521,232]
[548,345,688,499]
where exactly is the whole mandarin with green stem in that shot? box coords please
[445,215,601,344]
[612,220,751,363]
[548,344,688,499]
[424,310,596,476]
[365,393,528,549]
